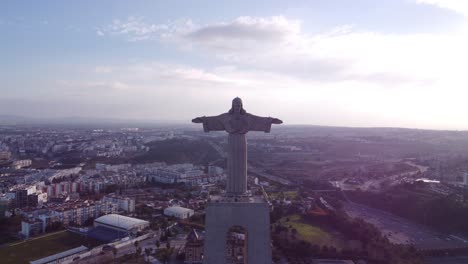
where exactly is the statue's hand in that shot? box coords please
[271,118,283,124]
[192,117,204,123]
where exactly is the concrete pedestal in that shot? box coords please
[203,198,271,264]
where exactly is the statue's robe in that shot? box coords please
[200,113,274,195]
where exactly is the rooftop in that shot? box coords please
[94,214,149,230]
[164,206,194,214]
[312,260,355,264]
[30,245,88,264]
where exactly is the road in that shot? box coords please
[207,140,227,158]
[335,161,430,192]
[426,255,468,264]
[344,201,468,251]
[208,139,292,186]
[248,165,292,186]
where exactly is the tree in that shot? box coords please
[321,245,329,255]
[291,228,297,239]
[166,241,171,250]
[156,239,161,249]
[134,240,140,255]
[162,251,170,264]
[112,248,117,264]
[144,247,152,262]
[176,252,186,261]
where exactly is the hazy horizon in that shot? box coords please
[2,0,468,130]
[4,113,468,132]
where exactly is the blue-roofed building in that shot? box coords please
[86,226,128,242]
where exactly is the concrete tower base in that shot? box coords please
[203,198,271,264]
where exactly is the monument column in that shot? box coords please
[227,133,247,195]
[192,97,282,264]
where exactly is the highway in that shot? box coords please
[344,201,468,251]
[248,165,292,185]
[426,255,468,264]
[208,139,293,186]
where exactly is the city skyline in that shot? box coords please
[2,0,468,129]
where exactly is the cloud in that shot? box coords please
[95,66,112,73]
[97,16,172,41]
[56,80,131,91]
[97,15,299,44]
[166,17,462,86]
[415,0,468,16]
[97,15,468,87]
[80,15,468,128]
[186,16,300,42]
[57,63,248,96]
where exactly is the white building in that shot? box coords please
[0,151,11,160]
[12,159,32,169]
[102,195,135,213]
[147,164,215,185]
[21,219,42,238]
[47,185,55,198]
[61,182,70,194]
[51,200,118,226]
[208,166,223,175]
[148,169,181,183]
[164,206,194,219]
[94,214,149,232]
[71,182,78,193]
[37,193,47,206]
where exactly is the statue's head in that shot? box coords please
[229,97,246,114]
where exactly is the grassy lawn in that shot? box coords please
[115,254,147,264]
[269,191,299,200]
[276,214,337,247]
[154,248,174,262]
[283,191,299,200]
[0,216,22,245]
[0,230,103,264]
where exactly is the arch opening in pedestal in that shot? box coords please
[226,225,248,264]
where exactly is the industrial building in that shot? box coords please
[30,245,88,264]
[94,214,149,233]
[164,206,194,219]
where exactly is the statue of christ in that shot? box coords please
[192,97,282,196]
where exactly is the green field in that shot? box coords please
[269,191,299,200]
[276,214,339,247]
[0,231,103,264]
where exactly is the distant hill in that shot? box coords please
[0,115,186,127]
[131,138,221,165]
[0,115,38,124]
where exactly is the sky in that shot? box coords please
[1,0,468,129]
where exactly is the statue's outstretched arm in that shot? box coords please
[192,115,226,132]
[271,118,283,124]
[192,117,204,123]
[247,114,282,133]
